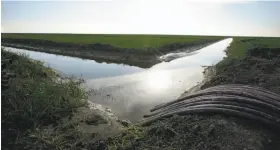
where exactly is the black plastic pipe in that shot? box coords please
[140,105,280,131]
[152,85,280,112]
[144,95,280,118]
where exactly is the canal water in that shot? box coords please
[3,38,233,122]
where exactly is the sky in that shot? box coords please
[1,0,280,37]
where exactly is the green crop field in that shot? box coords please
[226,37,280,58]
[1,33,223,48]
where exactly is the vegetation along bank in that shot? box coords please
[1,50,128,150]
[1,33,224,68]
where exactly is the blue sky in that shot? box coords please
[1,0,280,37]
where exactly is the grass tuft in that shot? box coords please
[1,49,87,149]
[106,126,144,150]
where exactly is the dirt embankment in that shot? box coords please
[2,38,220,68]
[201,47,280,93]
[1,50,132,150]
[91,42,280,150]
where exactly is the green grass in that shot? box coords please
[107,126,144,150]
[214,37,280,72]
[2,33,223,48]
[1,50,87,149]
[226,37,280,58]
[212,37,280,82]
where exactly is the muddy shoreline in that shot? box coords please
[99,39,280,150]
[2,38,221,68]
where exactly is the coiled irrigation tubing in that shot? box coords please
[139,84,280,130]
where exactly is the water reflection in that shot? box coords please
[85,66,205,122]
[142,70,172,94]
[85,38,233,122]
[3,38,233,122]
[151,37,232,70]
[2,47,144,79]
